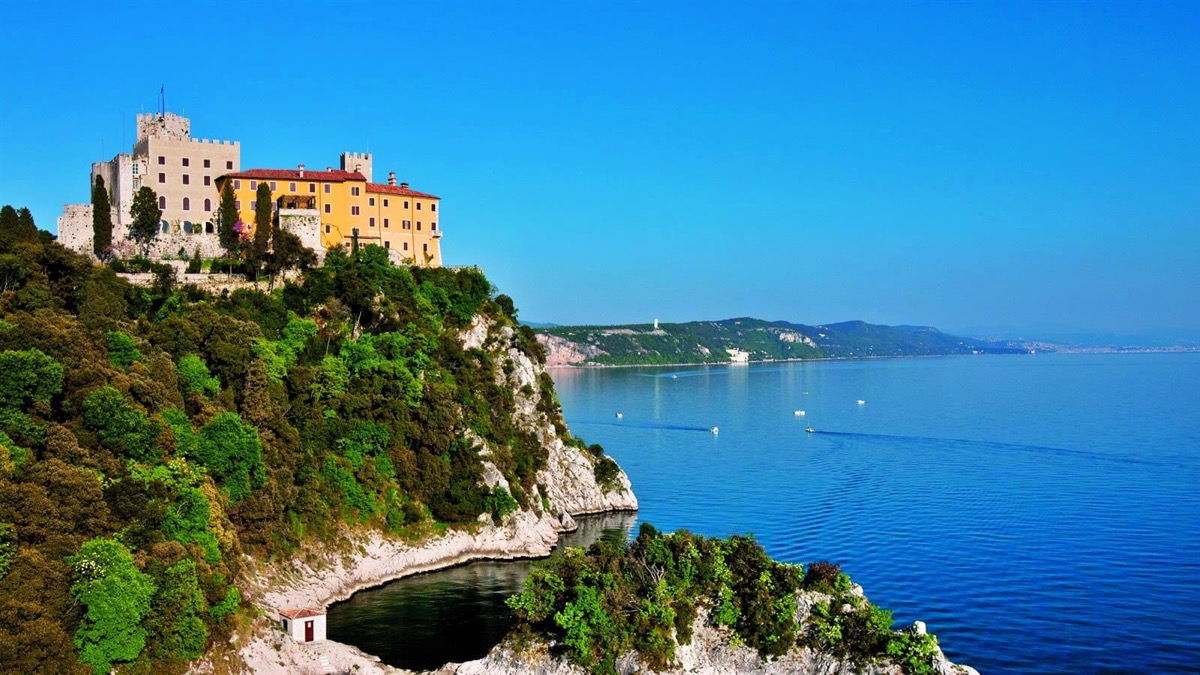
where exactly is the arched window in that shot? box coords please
[159,196,166,209]
[183,197,190,211]
[204,198,211,211]
[182,221,193,234]
[160,220,169,233]
[205,221,214,234]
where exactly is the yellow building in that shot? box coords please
[215,154,443,267]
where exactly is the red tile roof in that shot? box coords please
[366,183,439,199]
[279,607,326,619]
[221,169,366,182]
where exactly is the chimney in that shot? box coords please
[400,182,409,189]
[388,171,396,186]
[298,163,305,177]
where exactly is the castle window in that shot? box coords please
[204,159,211,168]
[236,201,242,210]
[325,224,331,233]
[352,227,359,237]
[384,218,389,228]
[369,217,375,227]
[309,183,316,193]
[159,173,165,183]
[404,201,409,208]
[431,222,437,230]
[384,240,391,249]
[270,181,277,191]
[423,243,428,252]
[158,156,165,165]
[417,202,422,210]
[351,206,360,216]
[159,196,167,209]
[250,180,257,190]
[234,180,241,189]
[324,203,331,214]
[383,199,389,207]
[183,197,190,211]
[289,182,296,192]
[403,220,410,230]
[324,184,331,194]
[204,176,211,186]
[351,186,361,196]
[204,198,211,211]
[403,242,408,251]
[431,203,437,212]
[182,174,190,185]
[131,163,139,175]
[205,222,214,233]
[182,158,189,167]
[226,161,233,170]
[416,222,422,231]
[369,197,375,206]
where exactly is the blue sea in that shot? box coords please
[330,353,1200,673]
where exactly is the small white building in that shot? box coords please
[279,607,327,643]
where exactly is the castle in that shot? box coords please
[57,111,442,267]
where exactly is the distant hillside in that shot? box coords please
[536,317,1025,366]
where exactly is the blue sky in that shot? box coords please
[1,1,1197,338]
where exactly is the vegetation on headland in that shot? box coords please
[539,317,1024,366]
[0,204,604,673]
[507,523,942,674]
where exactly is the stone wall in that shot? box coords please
[57,203,98,254]
[340,151,372,181]
[137,112,190,142]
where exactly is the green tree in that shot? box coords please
[193,412,264,502]
[105,331,142,368]
[68,538,157,674]
[15,208,37,240]
[81,386,161,463]
[0,349,64,411]
[251,182,273,272]
[177,354,220,397]
[217,181,239,255]
[129,186,162,256]
[92,176,113,257]
[0,205,17,249]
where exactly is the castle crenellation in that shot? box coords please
[58,110,441,267]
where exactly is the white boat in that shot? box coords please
[615,412,623,419]
[806,427,815,433]
[710,426,719,435]
[856,399,866,405]
[794,410,806,416]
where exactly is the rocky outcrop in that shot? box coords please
[446,603,979,675]
[536,333,606,367]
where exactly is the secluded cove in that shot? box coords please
[329,353,1200,673]
[326,513,637,670]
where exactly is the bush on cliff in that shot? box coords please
[507,526,942,674]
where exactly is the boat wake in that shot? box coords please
[810,430,1167,468]
[569,419,715,433]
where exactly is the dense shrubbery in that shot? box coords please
[0,206,592,672]
[506,526,941,674]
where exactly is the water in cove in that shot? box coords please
[329,353,1200,673]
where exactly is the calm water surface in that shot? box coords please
[332,353,1200,673]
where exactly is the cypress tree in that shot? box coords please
[251,182,273,267]
[92,175,113,257]
[217,181,239,255]
[0,205,17,249]
[15,208,37,241]
[129,186,162,256]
